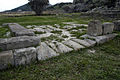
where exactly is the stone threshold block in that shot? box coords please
[0,36,40,51]
[63,40,85,50]
[37,42,59,61]
[87,20,103,36]
[14,47,36,66]
[0,50,14,70]
[81,34,117,44]
[102,22,114,35]
[8,23,35,36]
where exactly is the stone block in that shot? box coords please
[0,50,14,70]
[102,22,114,35]
[87,20,102,36]
[14,47,36,66]
[113,20,120,31]
[37,42,59,60]
[63,40,85,50]
[8,23,35,36]
[0,36,40,51]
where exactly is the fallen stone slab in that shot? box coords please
[87,20,102,36]
[55,42,73,53]
[8,23,35,36]
[14,47,36,66]
[0,50,14,70]
[102,22,114,35]
[81,34,117,44]
[0,36,40,51]
[72,39,91,47]
[113,20,120,31]
[63,40,85,50]
[37,42,59,60]
[46,42,59,52]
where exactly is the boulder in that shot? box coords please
[102,22,114,35]
[14,47,36,66]
[0,36,40,51]
[37,42,59,60]
[113,20,120,31]
[0,50,14,70]
[87,20,102,36]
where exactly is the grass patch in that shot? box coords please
[51,30,62,34]
[34,31,46,34]
[70,31,86,38]
[41,35,64,42]
[0,27,10,38]
[62,35,69,38]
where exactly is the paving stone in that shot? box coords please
[0,50,14,70]
[37,42,59,60]
[87,20,102,36]
[0,36,40,51]
[63,40,85,50]
[72,39,91,47]
[14,47,36,66]
[37,33,53,38]
[55,42,73,53]
[8,23,35,36]
[102,22,114,35]
[84,39,96,46]
[113,20,120,31]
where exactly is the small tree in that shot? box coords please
[28,0,49,15]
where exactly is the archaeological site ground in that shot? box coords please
[0,0,120,80]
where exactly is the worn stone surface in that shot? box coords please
[0,36,40,51]
[37,42,59,60]
[14,47,36,66]
[0,50,14,70]
[72,39,91,47]
[8,23,35,36]
[56,42,73,53]
[84,39,96,46]
[87,20,102,36]
[114,20,120,31]
[102,22,114,35]
[63,40,85,50]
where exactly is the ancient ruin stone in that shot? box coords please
[113,20,120,31]
[14,47,36,66]
[0,50,14,70]
[37,42,59,60]
[8,23,35,36]
[102,22,114,35]
[0,36,40,51]
[87,20,102,36]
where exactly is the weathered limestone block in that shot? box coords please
[14,47,36,66]
[102,22,114,35]
[63,40,85,50]
[87,20,102,36]
[0,50,14,70]
[8,23,35,36]
[72,39,91,47]
[55,42,73,53]
[113,20,120,31]
[0,36,40,51]
[37,42,59,60]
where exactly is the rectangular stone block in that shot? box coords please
[0,50,14,70]
[87,20,102,36]
[0,36,40,51]
[113,20,120,31]
[14,47,36,66]
[8,23,35,36]
[102,22,114,35]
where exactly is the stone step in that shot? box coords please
[63,40,85,50]
[71,39,91,47]
[36,42,59,60]
[0,36,40,51]
[8,23,35,36]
